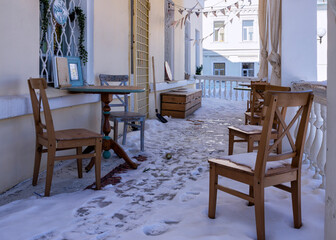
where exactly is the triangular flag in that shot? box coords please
[235,2,239,8]
[227,6,231,11]
[209,32,214,37]
[178,9,184,15]
[237,12,241,18]
[184,15,188,25]
[212,11,217,17]
[195,11,200,17]
[220,9,226,15]
[230,18,233,23]
[193,40,197,46]
[180,17,184,29]
[203,12,208,18]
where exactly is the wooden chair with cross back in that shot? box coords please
[28,78,102,196]
[99,74,145,151]
[245,81,270,125]
[229,85,291,155]
[208,90,313,240]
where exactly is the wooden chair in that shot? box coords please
[245,81,270,124]
[99,74,145,151]
[28,78,102,196]
[229,85,291,155]
[208,90,313,240]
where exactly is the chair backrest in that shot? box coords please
[99,74,129,111]
[250,84,291,125]
[254,90,314,179]
[28,78,55,141]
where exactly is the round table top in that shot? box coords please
[65,85,145,94]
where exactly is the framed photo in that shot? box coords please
[66,56,84,86]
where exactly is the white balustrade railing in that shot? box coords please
[292,81,327,188]
[194,75,257,101]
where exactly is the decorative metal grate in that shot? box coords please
[133,0,150,117]
[39,0,85,84]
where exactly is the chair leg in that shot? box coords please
[44,145,56,197]
[248,185,254,206]
[291,179,302,228]
[228,131,234,155]
[32,142,43,186]
[122,121,127,145]
[113,120,118,142]
[247,137,254,152]
[208,163,218,219]
[254,184,265,240]
[76,147,83,178]
[95,138,102,190]
[140,119,145,151]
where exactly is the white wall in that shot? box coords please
[317,3,327,81]
[325,2,336,238]
[281,0,317,86]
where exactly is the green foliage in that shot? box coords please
[70,7,88,65]
[196,65,203,75]
[40,0,49,49]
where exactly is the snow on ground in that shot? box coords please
[0,98,324,240]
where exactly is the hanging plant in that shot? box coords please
[40,0,50,49]
[69,7,88,65]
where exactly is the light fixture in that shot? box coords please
[317,28,326,44]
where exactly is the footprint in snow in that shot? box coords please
[75,196,112,217]
[180,191,200,202]
[143,223,169,236]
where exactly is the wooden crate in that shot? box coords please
[160,88,202,118]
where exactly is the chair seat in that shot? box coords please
[109,111,145,119]
[209,152,292,173]
[42,129,101,141]
[228,125,277,134]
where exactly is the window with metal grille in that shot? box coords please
[242,20,254,41]
[39,0,86,84]
[242,62,255,76]
[213,63,225,75]
[214,21,225,42]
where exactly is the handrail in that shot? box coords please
[292,80,327,188]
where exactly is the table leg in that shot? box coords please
[85,94,137,171]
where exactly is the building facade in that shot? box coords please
[202,0,259,77]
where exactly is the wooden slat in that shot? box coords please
[217,184,254,203]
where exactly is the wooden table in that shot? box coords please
[66,85,145,170]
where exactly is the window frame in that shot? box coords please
[213,62,226,76]
[242,20,254,42]
[213,21,225,42]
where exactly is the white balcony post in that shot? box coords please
[308,103,323,179]
[317,105,327,188]
[304,102,317,169]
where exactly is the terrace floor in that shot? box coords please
[0,98,324,240]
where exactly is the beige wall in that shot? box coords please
[93,0,130,84]
[0,0,39,96]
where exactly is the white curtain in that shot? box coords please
[268,0,281,85]
[257,0,269,81]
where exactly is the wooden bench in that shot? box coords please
[160,88,202,118]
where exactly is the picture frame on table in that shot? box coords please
[66,56,84,86]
